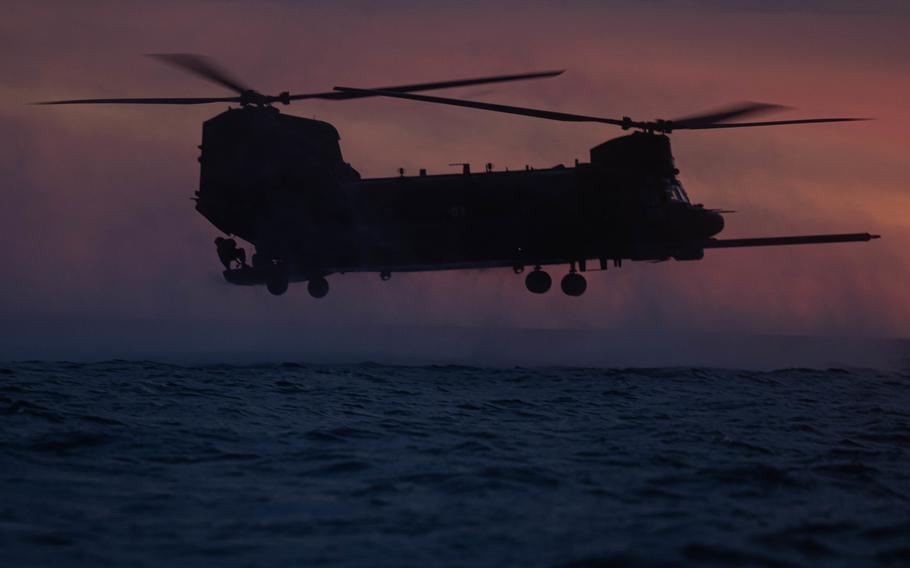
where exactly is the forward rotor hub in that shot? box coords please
[239,90,289,107]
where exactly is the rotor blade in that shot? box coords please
[671,102,787,127]
[147,53,250,94]
[704,232,879,249]
[679,117,869,129]
[33,70,565,107]
[293,70,565,101]
[333,86,629,126]
[32,96,241,105]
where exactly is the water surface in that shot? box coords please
[1,362,907,566]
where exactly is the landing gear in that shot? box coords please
[215,237,247,270]
[525,267,552,294]
[266,268,289,296]
[560,272,587,297]
[307,276,329,299]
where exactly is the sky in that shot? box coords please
[1,0,909,363]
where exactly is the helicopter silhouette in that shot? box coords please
[37,54,879,297]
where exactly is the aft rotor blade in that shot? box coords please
[680,117,869,129]
[294,70,565,101]
[671,102,787,127]
[333,86,629,126]
[32,96,242,105]
[147,53,250,94]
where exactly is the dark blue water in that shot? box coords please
[1,362,908,566]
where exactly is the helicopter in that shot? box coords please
[37,54,879,298]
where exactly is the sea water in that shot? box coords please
[1,362,907,566]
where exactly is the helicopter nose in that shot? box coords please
[700,209,725,237]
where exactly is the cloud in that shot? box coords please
[1,0,907,362]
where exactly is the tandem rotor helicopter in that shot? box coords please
[37,54,879,298]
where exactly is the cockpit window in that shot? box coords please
[665,180,690,203]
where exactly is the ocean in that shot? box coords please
[1,362,908,566]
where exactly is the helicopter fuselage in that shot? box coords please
[195,107,724,293]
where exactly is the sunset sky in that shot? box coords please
[2,0,908,360]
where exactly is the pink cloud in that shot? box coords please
[1,1,907,345]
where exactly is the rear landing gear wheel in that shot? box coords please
[307,277,329,299]
[266,270,289,296]
[560,272,587,297]
[525,268,552,294]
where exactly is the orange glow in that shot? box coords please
[1,1,908,338]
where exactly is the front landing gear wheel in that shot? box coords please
[561,272,587,297]
[266,270,289,296]
[525,269,552,294]
[307,277,329,299]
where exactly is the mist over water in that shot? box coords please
[2,361,908,567]
[3,316,910,370]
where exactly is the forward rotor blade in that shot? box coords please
[33,71,566,107]
[295,70,565,101]
[333,86,628,126]
[147,53,250,94]
[671,102,787,127]
[32,96,241,105]
[679,117,869,129]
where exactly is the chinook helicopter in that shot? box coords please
[37,54,879,297]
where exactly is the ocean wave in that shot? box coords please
[1,362,907,566]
